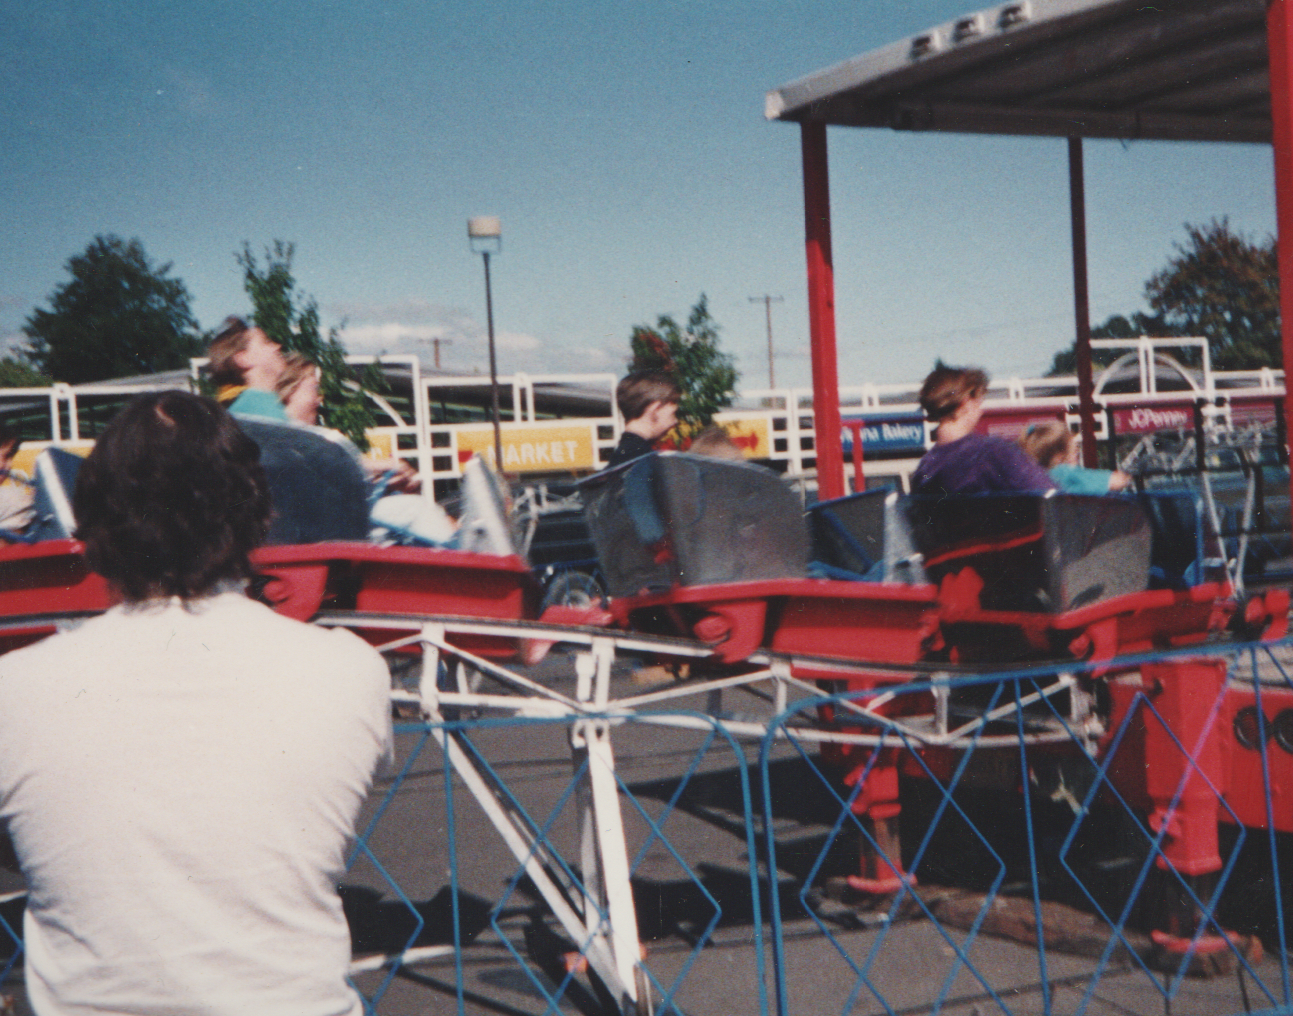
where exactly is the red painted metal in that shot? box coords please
[1104,660,1228,883]
[0,540,111,617]
[608,577,942,666]
[1268,0,1293,516]
[801,121,845,501]
[253,543,539,658]
[1217,683,1293,831]
[1068,138,1100,468]
[0,541,539,660]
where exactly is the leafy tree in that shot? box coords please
[1146,218,1279,369]
[1046,311,1170,376]
[629,295,737,433]
[0,358,50,388]
[236,241,380,450]
[1046,219,1279,375]
[22,235,202,383]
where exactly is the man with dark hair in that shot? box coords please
[0,391,391,1015]
[607,368,681,468]
[207,314,290,421]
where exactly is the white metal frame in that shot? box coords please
[295,610,1103,1011]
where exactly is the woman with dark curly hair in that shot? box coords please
[0,391,392,1016]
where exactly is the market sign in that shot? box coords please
[840,413,926,455]
[456,423,598,473]
[1111,403,1194,434]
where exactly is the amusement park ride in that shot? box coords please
[6,1,1293,1012]
[0,424,1289,1011]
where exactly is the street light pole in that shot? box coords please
[468,216,504,471]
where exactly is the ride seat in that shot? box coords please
[235,418,369,545]
[581,452,808,597]
[907,492,1151,613]
[807,488,926,584]
[27,447,84,542]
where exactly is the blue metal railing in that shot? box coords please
[6,640,1293,1015]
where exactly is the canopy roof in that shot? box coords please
[765,0,1269,144]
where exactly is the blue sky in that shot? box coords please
[1,1,1278,391]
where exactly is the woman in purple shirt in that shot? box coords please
[910,366,1055,496]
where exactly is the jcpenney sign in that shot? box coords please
[1112,405,1193,434]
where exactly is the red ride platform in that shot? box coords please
[0,540,540,660]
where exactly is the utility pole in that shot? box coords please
[748,295,784,388]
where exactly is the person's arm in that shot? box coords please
[363,457,421,493]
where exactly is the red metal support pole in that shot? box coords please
[849,420,866,494]
[1068,137,1099,468]
[1269,0,1293,509]
[802,121,846,501]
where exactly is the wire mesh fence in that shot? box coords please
[5,639,1293,1015]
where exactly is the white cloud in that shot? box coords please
[329,299,618,377]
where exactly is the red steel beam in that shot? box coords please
[802,121,845,501]
[1068,137,1100,468]
[1270,0,1293,506]
[849,420,866,494]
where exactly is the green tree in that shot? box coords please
[1046,311,1170,376]
[1046,219,1279,375]
[0,358,51,388]
[1146,218,1279,369]
[236,241,380,450]
[22,235,202,383]
[629,295,737,433]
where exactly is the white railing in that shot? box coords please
[0,339,1283,488]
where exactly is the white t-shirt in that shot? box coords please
[0,592,393,1016]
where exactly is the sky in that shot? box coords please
[0,0,1280,393]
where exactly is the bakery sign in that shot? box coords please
[841,413,927,454]
[1111,404,1194,434]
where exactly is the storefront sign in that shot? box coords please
[1111,404,1194,434]
[841,413,926,455]
[456,423,598,472]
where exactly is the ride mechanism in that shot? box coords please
[0,438,1288,1014]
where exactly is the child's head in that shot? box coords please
[918,366,988,423]
[1018,419,1073,469]
[617,369,681,440]
[688,425,743,461]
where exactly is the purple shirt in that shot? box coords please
[911,432,1056,496]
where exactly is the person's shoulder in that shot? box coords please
[216,597,390,703]
[229,388,289,421]
[0,609,121,694]
[224,595,376,652]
